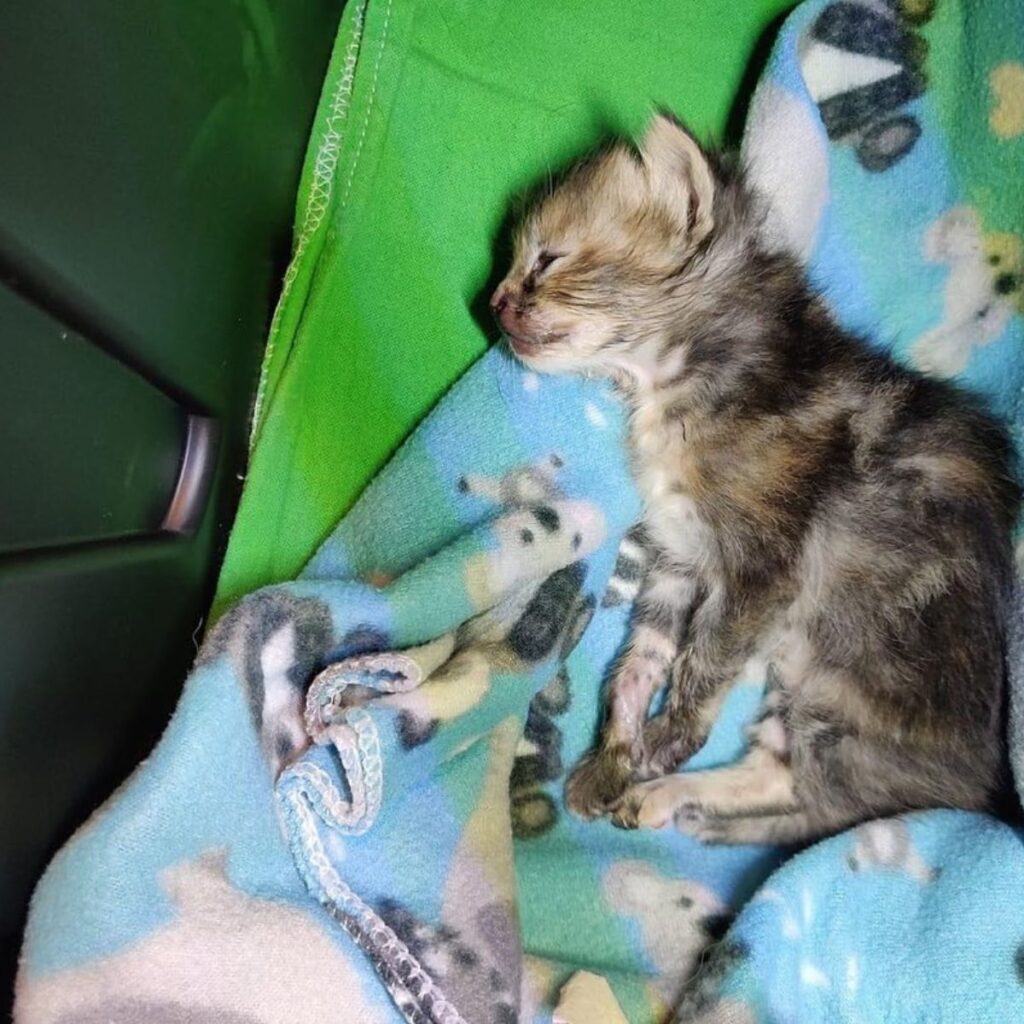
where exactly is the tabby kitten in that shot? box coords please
[490,114,1019,844]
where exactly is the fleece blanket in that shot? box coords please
[16,1,1024,1022]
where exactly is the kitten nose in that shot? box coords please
[490,286,509,315]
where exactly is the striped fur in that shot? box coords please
[495,114,1020,844]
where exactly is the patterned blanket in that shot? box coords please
[16,1,1024,1022]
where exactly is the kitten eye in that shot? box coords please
[532,251,562,277]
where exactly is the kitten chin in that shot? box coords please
[495,112,1020,843]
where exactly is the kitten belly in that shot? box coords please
[630,402,716,572]
[640,478,716,575]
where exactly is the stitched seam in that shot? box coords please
[338,0,394,213]
[248,0,370,447]
[287,711,382,833]
[280,782,467,1024]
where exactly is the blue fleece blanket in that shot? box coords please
[16,1,1024,1022]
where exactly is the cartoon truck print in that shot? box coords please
[800,0,935,172]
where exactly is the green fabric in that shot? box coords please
[213,0,793,618]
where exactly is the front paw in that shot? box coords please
[640,714,695,775]
[611,776,696,831]
[565,747,636,820]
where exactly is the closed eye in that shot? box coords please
[532,251,563,277]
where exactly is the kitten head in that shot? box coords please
[491,114,739,376]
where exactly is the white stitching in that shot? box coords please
[305,651,423,741]
[280,782,467,1024]
[248,0,370,446]
[338,0,394,212]
[283,708,382,834]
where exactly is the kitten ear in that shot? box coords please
[640,113,716,244]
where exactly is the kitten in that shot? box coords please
[490,114,1020,844]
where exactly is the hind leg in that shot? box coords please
[676,802,875,845]
[612,746,797,829]
[678,810,814,845]
[615,669,805,832]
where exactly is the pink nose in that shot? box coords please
[490,286,510,314]
[490,286,523,334]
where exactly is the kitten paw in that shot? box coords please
[611,776,694,830]
[565,748,635,820]
[641,714,695,775]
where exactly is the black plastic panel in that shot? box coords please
[0,0,343,1001]
[0,284,185,552]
